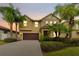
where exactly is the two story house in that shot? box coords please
[19,13,79,40]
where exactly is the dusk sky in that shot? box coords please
[0,3,60,30]
[0,3,58,20]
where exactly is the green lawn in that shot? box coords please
[0,40,7,45]
[44,47,79,56]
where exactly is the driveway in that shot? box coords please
[0,40,42,56]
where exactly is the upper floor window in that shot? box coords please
[23,20,27,26]
[61,20,65,23]
[50,21,53,25]
[54,21,57,24]
[46,21,48,24]
[35,22,38,27]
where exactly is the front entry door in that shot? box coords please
[44,31,48,36]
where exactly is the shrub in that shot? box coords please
[40,41,67,52]
[40,36,79,51]
[40,37,68,41]
[40,39,79,52]
[48,37,68,41]
[66,39,79,46]
[45,37,79,46]
[54,38,79,46]
[4,38,17,43]
[43,36,50,41]
[39,35,49,41]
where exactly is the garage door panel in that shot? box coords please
[23,33,39,40]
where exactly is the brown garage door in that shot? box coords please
[23,33,39,40]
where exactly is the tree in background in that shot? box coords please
[54,3,79,39]
[0,4,15,38]
[13,8,26,40]
[0,4,26,39]
[48,23,71,39]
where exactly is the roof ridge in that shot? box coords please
[39,13,61,21]
[24,13,61,22]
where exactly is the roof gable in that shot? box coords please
[24,13,61,22]
[39,13,61,22]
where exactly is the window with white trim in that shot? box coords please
[35,22,38,27]
[50,21,53,25]
[46,21,48,24]
[54,21,57,24]
[61,20,65,23]
[23,20,27,26]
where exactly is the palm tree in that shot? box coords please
[54,3,79,39]
[48,23,71,38]
[48,24,58,38]
[48,23,62,38]
[13,9,26,39]
[0,4,15,38]
[0,4,26,39]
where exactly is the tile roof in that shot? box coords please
[0,25,9,30]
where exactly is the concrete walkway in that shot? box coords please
[0,40,42,56]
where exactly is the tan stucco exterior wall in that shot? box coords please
[40,14,59,27]
[19,13,79,40]
[19,16,41,40]
[19,17,40,33]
